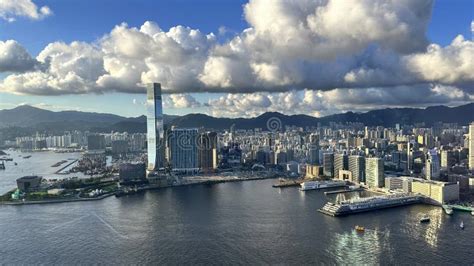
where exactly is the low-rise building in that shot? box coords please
[338,170,352,181]
[411,178,459,204]
[384,176,412,193]
[16,176,42,192]
[119,163,146,181]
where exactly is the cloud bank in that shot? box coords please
[0,0,473,117]
[0,0,52,22]
[206,84,474,117]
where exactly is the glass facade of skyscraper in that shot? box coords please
[147,83,164,171]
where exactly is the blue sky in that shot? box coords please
[0,0,472,117]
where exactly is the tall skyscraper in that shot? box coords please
[169,128,199,173]
[147,83,165,172]
[366,157,384,188]
[470,123,474,171]
[349,155,365,183]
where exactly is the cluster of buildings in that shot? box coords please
[14,131,147,154]
[6,82,474,206]
[144,82,474,204]
[146,84,219,176]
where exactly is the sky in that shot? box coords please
[0,0,473,118]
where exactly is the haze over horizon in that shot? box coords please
[0,0,473,118]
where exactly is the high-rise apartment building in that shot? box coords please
[334,153,348,179]
[308,147,319,164]
[323,152,334,177]
[440,150,451,169]
[426,150,440,180]
[349,155,365,183]
[87,134,105,151]
[366,157,384,188]
[198,131,218,171]
[146,83,165,172]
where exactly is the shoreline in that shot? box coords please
[0,192,115,206]
[0,175,279,206]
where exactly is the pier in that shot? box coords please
[55,159,78,174]
[272,179,302,188]
[324,188,364,195]
[442,204,474,215]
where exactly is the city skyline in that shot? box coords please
[0,0,473,118]
[2,1,474,264]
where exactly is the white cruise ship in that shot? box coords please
[300,180,347,191]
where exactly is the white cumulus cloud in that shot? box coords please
[0,0,52,22]
[0,40,38,72]
[0,0,472,117]
[164,94,204,109]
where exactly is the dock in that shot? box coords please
[272,179,302,188]
[324,188,364,195]
[55,159,78,174]
[443,204,474,215]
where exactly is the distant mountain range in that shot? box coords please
[0,105,176,132]
[0,103,473,133]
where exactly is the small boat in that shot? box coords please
[420,216,430,223]
[355,225,365,232]
[460,221,464,230]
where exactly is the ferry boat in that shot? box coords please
[300,180,346,191]
[420,216,430,223]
